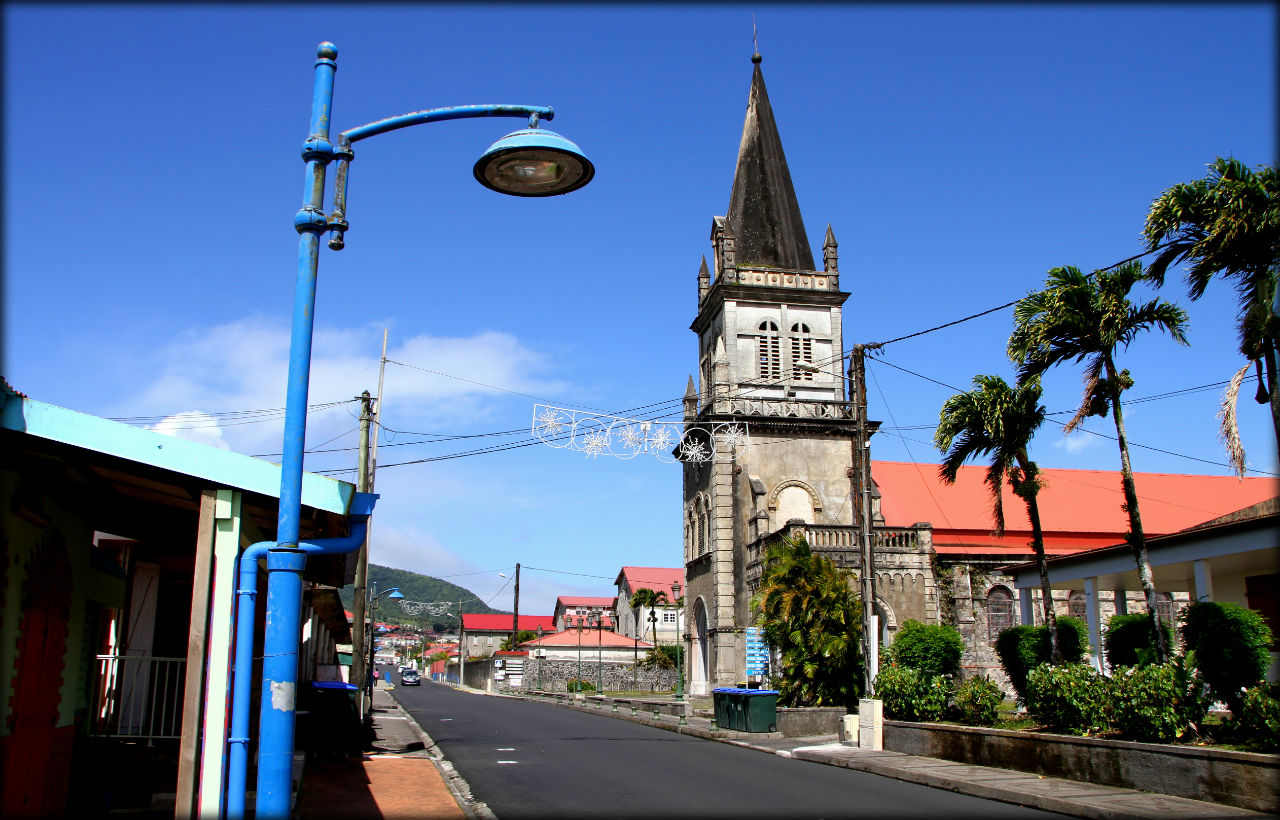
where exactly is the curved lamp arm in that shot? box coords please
[341,104,554,143]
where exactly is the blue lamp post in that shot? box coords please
[367,584,404,697]
[255,42,593,818]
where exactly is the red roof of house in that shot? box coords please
[555,596,616,608]
[872,460,1279,556]
[461,614,556,633]
[614,567,685,598]
[520,629,654,649]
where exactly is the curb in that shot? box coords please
[492,691,1273,819]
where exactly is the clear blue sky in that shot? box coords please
[5,4,1276,616]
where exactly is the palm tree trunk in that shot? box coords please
[1264,342,1280,450]
[1014,453,1061,664]
[1104,355,1170,663]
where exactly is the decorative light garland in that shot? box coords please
[532,404,748,463]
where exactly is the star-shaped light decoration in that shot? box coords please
[582,429,609,457]
[617,423,645,453]
[647,425,676,453]
[679,438,710,463]
[717,425,747,455]
[535,405,569,438]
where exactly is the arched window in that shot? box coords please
[697,511,707,556]
[790,323,813,380]
[987,587,1014,642]
[757,321,781,381]
[1068,590,1087,620]
[1156,591,1175,625]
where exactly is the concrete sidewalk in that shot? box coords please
[295,683,476,819]
[499,691,1276,820]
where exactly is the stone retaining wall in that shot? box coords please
[517,659,676,694]
[883,720,1280,814]
[776,706,845,738]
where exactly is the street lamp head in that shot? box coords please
[473,125,594,197]
[388,589,404,599]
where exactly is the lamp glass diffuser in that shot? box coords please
[474,128,595,196]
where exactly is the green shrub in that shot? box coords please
[954,676,1004,726]
[886,620,965,677]
[1104,613,1175,669]
[1110,657,1207,742]
[1024,663,1110,734]
[637,647,675,669]
[566,678,595,693]
[995,616,1089,702]
[1236,683,1280,751]
[874,666,951,722]
[1182,601,1273,716]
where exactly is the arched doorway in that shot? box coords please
[690,598,710,696]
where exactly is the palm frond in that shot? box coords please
[1218,362,1251,479]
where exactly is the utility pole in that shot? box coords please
[511,563,521,647]
[850,344,879,697]
[458,596,465,687]
[352,390,375,713]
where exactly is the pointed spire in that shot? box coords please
[697,255,711,303]
[726,53,814,271]
[823,224,838,275]
[684,374,699,419]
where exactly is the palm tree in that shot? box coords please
[630,587,669,651]
[1143,157,1280,472]
[935,374,1061,663]
[751,533,863,709]
[1008,263,1188,663]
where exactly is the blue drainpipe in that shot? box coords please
[225,491,377,819]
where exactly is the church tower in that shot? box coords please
[682,54,864,694]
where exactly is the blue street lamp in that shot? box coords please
[254,42,593,818]
[367,584,404,697]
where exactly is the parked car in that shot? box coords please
[400,669,421,686]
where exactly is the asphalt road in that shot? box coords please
[391,680,1065,820]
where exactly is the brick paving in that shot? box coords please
[295,684,465,820]
[296,757,464,820]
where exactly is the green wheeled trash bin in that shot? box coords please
[741,689,779,733]
[711,687,733,729]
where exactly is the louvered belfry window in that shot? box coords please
[790,323,813,380]
[758,321,781,380]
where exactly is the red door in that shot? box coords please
[2,532,72,819]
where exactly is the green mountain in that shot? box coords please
[337,563,507,632]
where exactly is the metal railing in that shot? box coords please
[90,655,187,740]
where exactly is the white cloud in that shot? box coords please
[146,411,232,449]
[117,316,571,460]
[1053,429,1103,456]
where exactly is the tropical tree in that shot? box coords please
[751,534,864,710]
[630,587,669,649]
[935,374,1061,664]
[1008,263,1188,663]
[1143,157,1280,473]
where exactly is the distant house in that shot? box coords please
[459,613,555,658]
[519,628,652,663]
[614,567,684,645]
[553,595,617,631]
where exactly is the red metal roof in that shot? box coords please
[555,596,616,607]
[461,614,556,632]
[614,567,685,598]
[872,460,1278,556]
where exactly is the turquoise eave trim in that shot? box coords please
[2,394,353,515]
